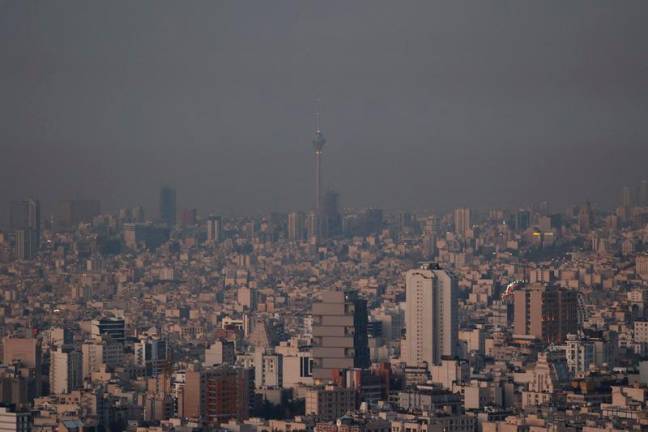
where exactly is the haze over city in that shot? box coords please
[3,3,648,432]
[2,1,648,220]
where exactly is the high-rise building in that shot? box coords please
[577,202,592,233]
[287,211,305,242]
[181,208,197,226]
[9,199,40,247]
[132,205,145,223]
[363,208,384,235]
[422,233,437,259]
[322,190,342,237]
[159,186,177,226]
[57,200,101,228]
[513,283,578,344]
[640,180,648,207]
[621,186,633,207]
[81,339,104,380]
[424,215,439,236]
[399,211,415,234]
[515,209,530,231]
[49,347,82,394]
[183,365,251,425]
[206,216,223,243]
[123,223,170,250]
[349,292,370,369]
[135,335,169,376]
[14,229,37,261]
[0,406,31,432]
[454,208,471,236]
[404,263,458,368]
[311,291,369,381]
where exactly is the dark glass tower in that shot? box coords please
[10,199,40,247]
[323,190,342,237]
[159,186,177,226]
[347,291,370,369]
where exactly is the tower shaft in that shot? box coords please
[315,150,322,215]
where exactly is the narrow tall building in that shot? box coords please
[206,215,223,243]
[311,291,369,381]
[181,208,197,226]
[81,339,104,379]
[159,186,177,226]
[454,208,471,236]
[288,211,305,242]
[322,190,342,237]
[14,229,37,261]
[11,198,40,260]
[404,263,458,368]
[578,202,592,233]
[621,186,633,207]
[9,199,40,247]
[49,347,82,394]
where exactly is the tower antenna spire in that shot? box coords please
[315,97,321,132]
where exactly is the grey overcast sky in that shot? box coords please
[1,1,647,219]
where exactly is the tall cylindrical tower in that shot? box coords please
[312,128,326,214]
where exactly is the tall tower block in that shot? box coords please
[404,263,458,367]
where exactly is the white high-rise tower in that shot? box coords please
[404,263,458,368]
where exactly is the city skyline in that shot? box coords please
[4,178,648,229]
[2,2,648,430]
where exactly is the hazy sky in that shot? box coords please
[1,1,647,220]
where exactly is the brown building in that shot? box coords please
[183,365,251,426]
[637,254,648,279]
[2,337,41,370]
[513,283,578,344]
[305,384,357,421]
[181,208,198,227]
